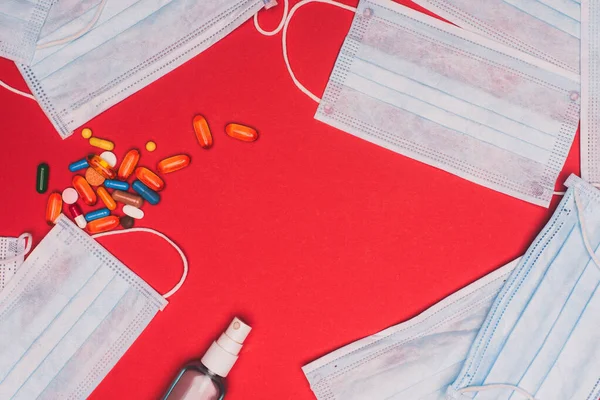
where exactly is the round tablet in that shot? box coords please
[120,216,135,229]
[81,128,93,139]
[85,167,105,186]
[100,151,117,167]
[61,188,79,204]
[122,205,144,219]
[145,141,157,152]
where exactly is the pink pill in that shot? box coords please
[62,187,79,205]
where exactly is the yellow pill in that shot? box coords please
[81,128,93,139]
[146,141,157,152]
[89,137,115,151]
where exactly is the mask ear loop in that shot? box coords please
[254,0,290,36]
[92,228,189,300]
[457,384,536,399]
[1,233,33,264]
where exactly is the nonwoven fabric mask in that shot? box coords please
[288,0,580,207]
[1,0,272,138]
[411,0,581,75]
[0,233,32,291]
[303,258,520,400]
[0,215,188,399]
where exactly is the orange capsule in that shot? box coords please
[157,155,191,174]
[193,115,213,149]
[87,155,116,179]
[86,215,120,234]
[46,192,62,226]
[97,187,117,211]
[118,149,140,180]
[225,123,258,142]
[135,167,164,191]
[73,175,97,206]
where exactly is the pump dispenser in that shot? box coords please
[162,317,252,400]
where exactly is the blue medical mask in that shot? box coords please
[0,215,188,399]
[303,258,519,400]
[449,174,600,400]
[412,0,581,74]
[16,0,268,138]
[312,0,580,207]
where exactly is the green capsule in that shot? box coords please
[36,163,49,194]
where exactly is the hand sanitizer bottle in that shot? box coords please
[162,317,252,400]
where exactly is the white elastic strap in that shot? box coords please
[254,0,290,36]
[574,190,600,270]
[92,227,188,299]
[281,0,356,102]
[1,233,33,264]
[555,183,600,196]
[0,79,36,100]
[457,384,536,400]
[36,0,108,49]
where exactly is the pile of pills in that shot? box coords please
[42,129,191,234]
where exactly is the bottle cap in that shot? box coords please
[201,317,252,377]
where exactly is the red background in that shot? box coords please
[0,1,580,399]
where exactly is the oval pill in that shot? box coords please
[86,216,120,234]
[104,179,129,191]
[68,203,87,229]
[157,154,190,174]
[132,180,160,205]
[72,175,97,206]
[81,128,93,139]
[96,187,116,210]
[89,137,114,151]
[118,149,140,180]
[193,115,213,149]
[85,167,106,187]
[100,151,117,167]
[87,155,116,179]
[120,216,135,229]
[62,187,79,205]
[225,123,258,142]
[135,167,164,191]
[85,208,110,222]
[122,205,144,219]
[112,190,144,208]
[46,192,62,226]
[36,163,49,194]
[69,158,89,172]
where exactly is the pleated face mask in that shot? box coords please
[0,215,188,399]
[6,0,271,138]
[304,0,580,207]
[0,233,32,291]
[411,0,581,75]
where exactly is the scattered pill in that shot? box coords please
[112,190,144,208]
[73,175,97,206]
[100,151,117,167]
[89,137,114,151]
[85,167,106,186]
[96,187,116,210]
[135,167,164,191]
[87,216,120,234]
[81,128,93,139]
[69,158,89,172]
[104,179,129,190]
[85,208,111,222]
[120,215,135,229]
[118,149,140,180]
[122,205,145,220]
[132,180,160,205]
[225,123,258,142]
[36,163,49,194]
[62,188,79,205]
[46,193,62,226]
[158,154,190,174]
[146,141,157,152]
[87,154,116,179]
[68,203,87,229]
[193,115,213,149]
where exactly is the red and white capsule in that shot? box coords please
[69,203,87,229]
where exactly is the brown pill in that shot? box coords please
[112,190,144,208]
[120,216,135,229]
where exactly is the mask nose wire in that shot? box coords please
[457,384,536,399]
[92,227,189,300]
[0,233,33,264]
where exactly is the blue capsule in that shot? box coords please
[85,208,111,222]
[104,180,129,190]
[132,180,160,205]
[68,158,89,172]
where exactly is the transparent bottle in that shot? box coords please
[162,317,252,400]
